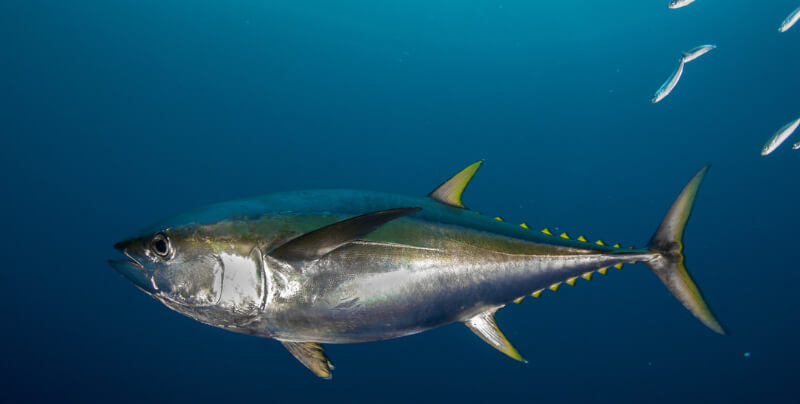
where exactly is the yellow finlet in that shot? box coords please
[598,267,608,275]
[541,228,553,236]
[595,239,605,246]
[581,272,593,281]
[566,276,577,286]
[513,297,524,304]
[559,232,571,239]
[494,216,504,221]
[613,243,621,248]
[531,289,543,298]
[614,263,624,270]
[549,282,562,291]
[519,223,529,229]
[428,160,484,209]
[577,235,588,242]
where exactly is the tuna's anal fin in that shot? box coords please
[269,207,421,268]
[428,160,483,209]
[464,310,527,363]
[646,165,725,335]
[281,341,334,379]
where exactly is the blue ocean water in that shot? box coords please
[3,0,800,402]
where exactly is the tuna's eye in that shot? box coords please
[150,233,171,258]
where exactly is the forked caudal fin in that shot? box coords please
[646,165,726,334]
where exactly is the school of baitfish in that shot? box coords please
[654,3,800,154]
[111,161,724,378]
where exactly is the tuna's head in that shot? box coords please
[110,226,266,326]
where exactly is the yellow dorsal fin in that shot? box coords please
[549,282,562,291]
[541,228,553,236]
[614,263,624,269]
[577,235,588,242]
[595,239,605,246]
[519,223,529,229]
[559,232,571,239]
[582,272,593,281]
[613,243,621,248]
[494,216,504,221]
[566,276,577,286]
[428,160,483,209]
[598,267,608,275]
[531,289,544,298]
[513,296,524,304]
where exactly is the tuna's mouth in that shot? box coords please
[109,250,157,294]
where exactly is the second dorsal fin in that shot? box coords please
[428,160,483,209]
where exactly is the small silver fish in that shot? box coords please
[793,141,800,150]
[668,0,696,9]
[651,59,686,104]
[779,6,800,32]
[761,117,800,156]
[682,44,716,63]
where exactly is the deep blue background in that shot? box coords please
[3,1,800,402]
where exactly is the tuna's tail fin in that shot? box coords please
[645,165,726,334]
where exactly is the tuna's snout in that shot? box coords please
[110,238,156,293]
[113,240,131,251]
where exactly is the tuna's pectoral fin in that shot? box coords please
[428,160,483,209]
[281,341,335,379]
[268,207,421,268]
[464,310,527,363]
